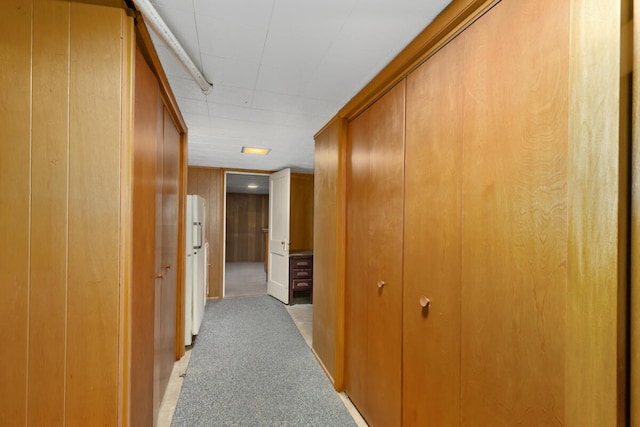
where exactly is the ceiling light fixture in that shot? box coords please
[241,146,271,155]
[247,184,259,189]
[133,0,213,95]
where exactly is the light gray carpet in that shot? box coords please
[171,296,356,427]
[225,262,267,298]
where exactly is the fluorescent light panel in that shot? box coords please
[241,146,271,155]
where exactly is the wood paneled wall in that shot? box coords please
[290,173,314,251]
[312,119,346,385]
[566,0,622,423]
[0,1,131,424]
[632,0,640,423]
[226,193,269,262]
[187,166,224,298]
[314,0,626,423]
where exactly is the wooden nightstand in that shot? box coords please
[289,252,313,304]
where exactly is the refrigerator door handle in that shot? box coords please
[194,221,203,249]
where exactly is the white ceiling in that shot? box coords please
[147,0,453,172]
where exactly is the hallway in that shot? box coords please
[157,296,366,426]
[225,262,267,298]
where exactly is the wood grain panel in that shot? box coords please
[460,0,569,424]
[345,108,371,422]
[225,193,269,262]
[131,46,160,427]
[632,0,640,423]
[159,107,180,399]
[119,16,135,425]
[290,173,314,252]
[403,34,464,426]
[66,3,123,424]
[567,0,621,424]
[312,118,345,383]
[153,93,164,422]
[0,0,31,424]
[188,166,223,298]
[346,82,404,427]
[28,1,69,425]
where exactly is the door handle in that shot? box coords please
[156,273,164,279]
[377,280,386,289]
[163,264,171,270]
[419,296,431,309]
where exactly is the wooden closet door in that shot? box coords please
[403,33,465,426]
[346,81,405,427]
[158,108,181,400]
[131,47,160,427]
[460,0,569,424]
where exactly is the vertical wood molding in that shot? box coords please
[119,12,135,427]
[631,0,640,423]
[567,0,621,424]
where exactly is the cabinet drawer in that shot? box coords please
[291,258,312,268]
[292,269,311,279]
[292,279,312,290]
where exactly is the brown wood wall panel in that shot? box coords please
[226,193,269,262]
[188,166,223,298]
[131,47,160,427]
[66,4,123,424]
[460,0,569,423]
[567,0,621,424]
[403,33,464,426]
[0,2,185,424]
[290,173,314,252]
[27,1,70,424]
[312,119,344,382]
[0,1,31,424]
[346,81,405,427]
[632,0,640,423]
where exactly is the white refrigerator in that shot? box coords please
[184,195,207,346]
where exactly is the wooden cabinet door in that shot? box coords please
[346,81,405,427]
[403,33,465,426]
[460,0,569,424]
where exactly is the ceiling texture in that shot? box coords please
[147,0,453,172]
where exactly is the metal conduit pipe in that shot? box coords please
[133,0,213,95]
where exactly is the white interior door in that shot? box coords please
[268,168,291,304]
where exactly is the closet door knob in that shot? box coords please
[419,296,431,308]
[377,280,386,289]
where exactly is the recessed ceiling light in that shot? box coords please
[241,146,271,155]
[247,184,258,189]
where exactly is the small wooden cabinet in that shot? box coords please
[289,252,313,304]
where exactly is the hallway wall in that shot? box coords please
[187,166,224,298]
[226,193,269,262]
